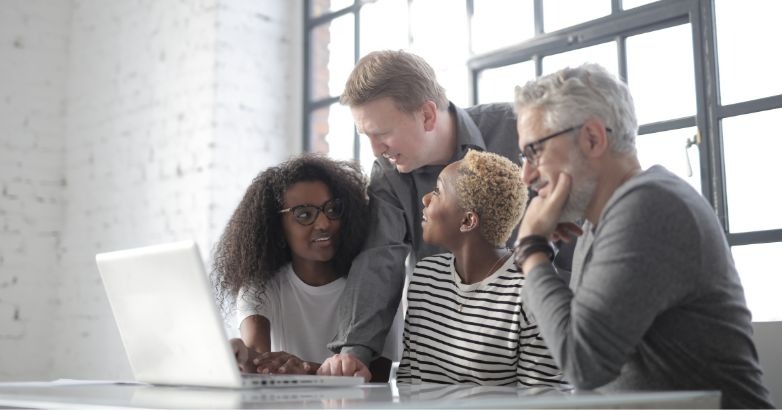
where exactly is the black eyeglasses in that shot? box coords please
[519,124,613,166]
[279,198,343,226]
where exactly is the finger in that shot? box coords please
[328,357,344,376]
[255,354,284,367]
[355,366,371,383]
[318,356,339,376]
[549,173,572,210]
[556,222,584,243]
[278,358,298,374]
[566,223,584,236]
[340,357,357,377]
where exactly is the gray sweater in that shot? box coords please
[523,165,772,409]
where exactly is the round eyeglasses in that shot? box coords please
[278,198,343,226]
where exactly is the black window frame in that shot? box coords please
[302,0,782,250]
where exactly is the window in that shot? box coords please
[304,0,468,174]
[304,0,782,321]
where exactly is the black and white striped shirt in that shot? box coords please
[396,253,565,387]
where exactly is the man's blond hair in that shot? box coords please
[340,50,448,112]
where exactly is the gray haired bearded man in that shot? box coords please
[512,63,773,409]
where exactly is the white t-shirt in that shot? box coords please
[237,264,401,363]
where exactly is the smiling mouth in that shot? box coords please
[531,180,548,193]
[382,152,399,160]
[312,236,331,243]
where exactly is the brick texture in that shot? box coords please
[0,0,301,381]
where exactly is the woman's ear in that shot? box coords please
[459,211,479,233]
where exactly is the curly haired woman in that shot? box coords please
[213,154,395,378]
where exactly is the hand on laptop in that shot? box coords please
[317,353,371,382]
[254,351,318,375]
[231,338,319,375]
[230,338,261,373]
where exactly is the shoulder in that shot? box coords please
[409,253,454,293]
[464,102,515,119]
[597,167,707,257]
[412,253,452,278]
[263,264,291,292]
[605,166,701,224]
[415,253,452,268]
[462,103,520,154]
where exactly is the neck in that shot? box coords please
[290,259,338,287]
[585,153,642,226]
[452,239,508,285]
[428,108,457,166]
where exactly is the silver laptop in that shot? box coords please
[95,240,364,389]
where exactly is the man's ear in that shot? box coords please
[580,118,610,158]
[420,100,438,132]
[459,211,479,233]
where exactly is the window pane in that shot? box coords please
[732,242,782,322]
[636,127,701,194]
[309,103,356,162]
[471,0,535,55]
[622,0,659,10]
[409,0,470,107]
[543,0,611,33]
[360,0,409,55]
[715,0,782,105]
[310,0,354,18]
[722,109,782,233]
[310,15,355,101]
[542,42,618,77]
[626,24,695,125]
[477,62,536,104]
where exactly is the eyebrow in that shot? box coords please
[284,197,334,208]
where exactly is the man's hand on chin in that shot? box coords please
[520,172,573,239]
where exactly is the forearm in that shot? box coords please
[328,244,408,362]
[524,263,621,389]
[329,163,413,363]
[239,315,271,353]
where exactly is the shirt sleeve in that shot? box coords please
[517,295,566,387]
[236,285,275,327]
[328,161,411,366]
[522,184,698,389]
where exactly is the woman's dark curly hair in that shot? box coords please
[213,154,369,313]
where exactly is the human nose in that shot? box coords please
[422,191,432,206]
[312,208,331,228]
[521,159,538,187]
[368,136,387,157]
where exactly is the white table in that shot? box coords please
[0,381,721,409]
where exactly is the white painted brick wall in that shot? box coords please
[0,0,301,381]
[0,0,70,380]
[211,0,302,242]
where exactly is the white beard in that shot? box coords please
[558,150,597,224]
